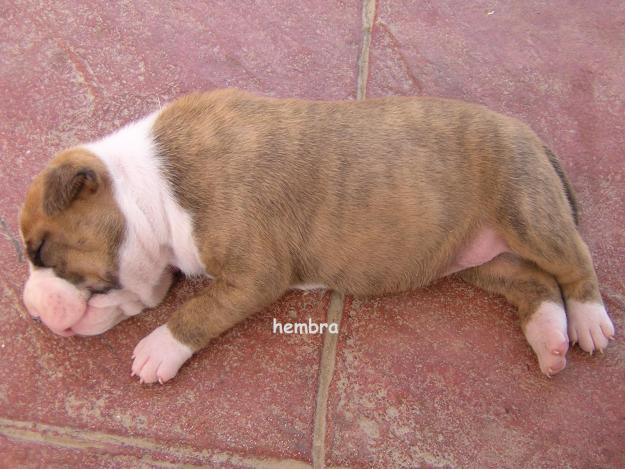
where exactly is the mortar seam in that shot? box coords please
[0,417,312,469]
[311,1,376,466]
[311,292,345,469]
[356,0,377,100]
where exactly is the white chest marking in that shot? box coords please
[85,112,205,305]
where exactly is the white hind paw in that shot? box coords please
[567,301,615,354]
[524,302,569,377]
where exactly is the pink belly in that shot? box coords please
[443,227,509,277]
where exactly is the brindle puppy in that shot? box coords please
[20,90,614,383]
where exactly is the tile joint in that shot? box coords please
[311,291,345,469]
[356,0,377,100]
[312,1,376,465]
[0,417,313,469]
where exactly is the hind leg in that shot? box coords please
[460,253,569,376]
[502,222,615,354]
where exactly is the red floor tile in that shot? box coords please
[366,1,625,295]
[0,0,363,222]
[1,272,329,462]
[2,1,625,467]
[325,1,625,467]
[326,280,625,468]
[0,432,303,469]
[0,1,362,466]
[1,436,132,469]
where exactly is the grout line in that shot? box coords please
[310,2,376,466]
[0,215,24,263]
[356,0,377,100]
[311,291,345,469]
[0,418,312,469]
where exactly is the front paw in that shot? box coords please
[131,324,193,384]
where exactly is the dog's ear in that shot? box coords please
[43,163,100,215]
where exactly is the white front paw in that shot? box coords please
[567,301,615,353]
[131,324,193,384]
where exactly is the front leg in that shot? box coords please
[131,278,284,384]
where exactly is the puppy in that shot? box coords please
[19,89,615,383]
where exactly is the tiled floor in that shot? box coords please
[1,2,624,468]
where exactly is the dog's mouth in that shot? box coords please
[73,287,142,336]
[80,273,121,295]
[55,301,126,337]
[86,284,118,295]
[23,265,133,338]
[56,326,78,337]
[42,284,121,336]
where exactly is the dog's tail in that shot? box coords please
[544,146,579,225]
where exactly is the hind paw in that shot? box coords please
[524,302,569,377]
[567,301,615,354]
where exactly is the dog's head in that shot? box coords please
[21,148,123,292]
[19,147,132,336]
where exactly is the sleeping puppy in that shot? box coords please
[19,89,615,383]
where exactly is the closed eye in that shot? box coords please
[28,236,48,267]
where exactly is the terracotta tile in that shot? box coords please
[326,280,625,468]
[0,1,364,464]
[0,436,131,469]
[366,1,625,295]
[5,0,625,467]
[324,2,625,467]
[0,0,363,227]
[1,270,328,462]
[0,425,314,468]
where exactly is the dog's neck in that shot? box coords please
[85,111,204,305]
